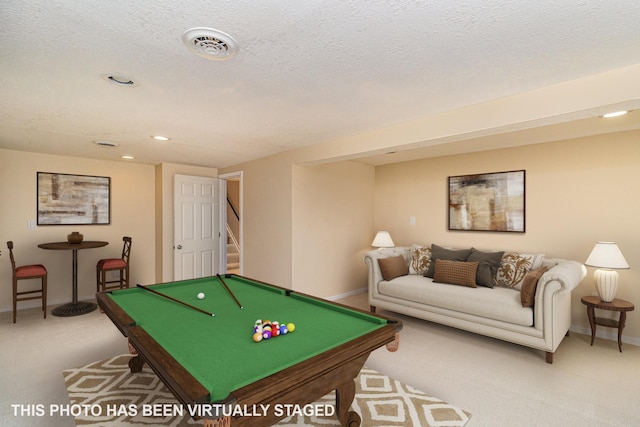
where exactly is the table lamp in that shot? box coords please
[584,242,629,302]
[371,231,395,249]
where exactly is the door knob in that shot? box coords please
[176,245,183,250]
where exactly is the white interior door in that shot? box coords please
[174,175,220,280]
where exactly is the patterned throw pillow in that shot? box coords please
[378,255,409,281]
[494,252,545,290]
[432,259,478,288]
[520,266,550,307]
[409,246,432,275]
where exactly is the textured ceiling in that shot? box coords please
[1,0,640,168]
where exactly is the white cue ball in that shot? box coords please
[197,292,205,300]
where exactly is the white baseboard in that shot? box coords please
[570,325,640,347]
[325,287,367,301]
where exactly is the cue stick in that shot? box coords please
[216,274,243,309]
[136,284,215,317]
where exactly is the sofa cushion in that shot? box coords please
[467,248,504,288]
[378,255,409,281]
[494,252,545,290]
[520,266,549,307]
[409,245,432,275]
[425,244,473,278]
[378,275,533,326]
[433,259,478,288]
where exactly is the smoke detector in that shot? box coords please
[182,27,238,60]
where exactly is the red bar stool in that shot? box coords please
[7,241,48,323]
[96,237,132,292]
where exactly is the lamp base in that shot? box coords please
[594,268,619,303]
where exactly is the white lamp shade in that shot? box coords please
[585,242,629,303]
[371,231,395,248]
[585,242,629,269]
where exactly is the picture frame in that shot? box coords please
[37,172,111,225]
[448,170,525,233]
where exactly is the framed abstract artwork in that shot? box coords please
[448,170,525,232]
[37,172,111,225]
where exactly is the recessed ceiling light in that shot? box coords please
[121,155,135,160]
[602,110,629,118]
[151,135,170,141]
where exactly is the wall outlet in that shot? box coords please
[409,216,416,226]
[27,220,36,231]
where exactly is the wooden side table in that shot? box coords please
[580,296,634,352]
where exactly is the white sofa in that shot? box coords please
[364,246,586,363]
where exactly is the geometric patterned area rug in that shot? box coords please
[64,354,471,427]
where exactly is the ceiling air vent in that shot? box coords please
[182,27,238,60]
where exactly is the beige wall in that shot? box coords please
[3,129,634,348]
[0,149,156,312]
[373,130,640,342]
[230,152,295,287]
[223,152,376,298]
[292,161,375,297]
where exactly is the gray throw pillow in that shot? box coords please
[467,248,505,288]
[424,244,472,278]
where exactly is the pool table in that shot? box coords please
[96,274,401,426]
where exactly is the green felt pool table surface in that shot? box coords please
[103,275,392,403]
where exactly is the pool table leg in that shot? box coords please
[127,340,145,373]
[203,416,231,427]
[385,332,400,352]
[335,379,361,427]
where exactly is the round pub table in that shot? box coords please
[38,240,108,316]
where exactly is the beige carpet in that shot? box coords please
[63,354,470,426]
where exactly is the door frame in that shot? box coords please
[219,171,243,275]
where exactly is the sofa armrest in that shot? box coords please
[538,258,587,293]
[533,258,587,331]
